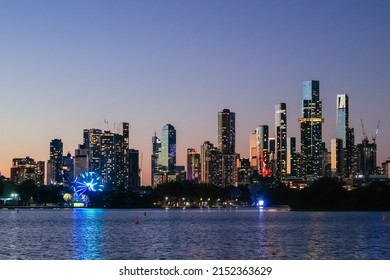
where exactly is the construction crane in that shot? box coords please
[372,120,380,144]
[361,118,367,141]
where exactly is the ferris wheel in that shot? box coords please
[73,171,104,199]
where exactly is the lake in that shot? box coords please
[1,208,389,260]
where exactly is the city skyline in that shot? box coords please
[1,1,390,186]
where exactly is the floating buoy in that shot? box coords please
[381,215,386,222]
[135,216,139,224]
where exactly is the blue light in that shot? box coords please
[257,199,265,208]
[73,172,104,201]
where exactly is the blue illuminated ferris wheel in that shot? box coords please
[73,172,104,199]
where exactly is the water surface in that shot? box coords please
[1,208,389,260]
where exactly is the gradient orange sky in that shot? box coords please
[1,0,389,185]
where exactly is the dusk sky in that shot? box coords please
[1,0,389,185]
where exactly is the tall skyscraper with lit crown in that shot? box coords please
[218,109,235,155]
[299,80,324,177]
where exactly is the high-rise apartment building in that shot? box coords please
[83,128,102,173]
[275,103,287,178]
[100,128,127,189]
[201,141,222,186]
[299,80,324,177]
[48,139,63,185]
[336,94,355,177]
[218,109,235,155]
[286,137,297,177]
[187,148,201,183]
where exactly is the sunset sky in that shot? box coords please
[1,0,389,185]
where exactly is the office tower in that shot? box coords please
[218,109,235,154]
[11,157,38,185]
[128,149,140,189]
[336,94,355,177]
[256,125,271,177]
[151,132,161,187]
[336,94,349,147]
[331,138,343,176]
[299,80,324,177]
[201,141,222,186]
[48,139,63,185]
[275,103,287,178]
[249,131,258,169]
[187,148,201,183]
[74,144,89,178]
[159,124,176,172]
[287,137,297,177]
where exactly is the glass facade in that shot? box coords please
[159,124,176,172]
[299,80,324,176]
[218,109,235,155]
[275,103,287,178]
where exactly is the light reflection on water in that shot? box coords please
[0,208,389,260]
[72,208,105,260]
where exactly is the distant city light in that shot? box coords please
[257,199,265,208]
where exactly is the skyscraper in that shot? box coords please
[249,131,258,169]
[299,80,324,177]
[336,94,355,177]
[256,125,270,177]
[159,124,176,172]
[74,144,89,178]
[84,128,102,173]
[218,109,235,155]
[218,109,238,186]
[275,103,287,178]
[99,128,127,189]
[128,149,140,189]
[336,94,349,147]
[151,132,161,187]
[187,148,201,183]
[48,139,63,185]
[287,137,297,177]
[201,141,222,186]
